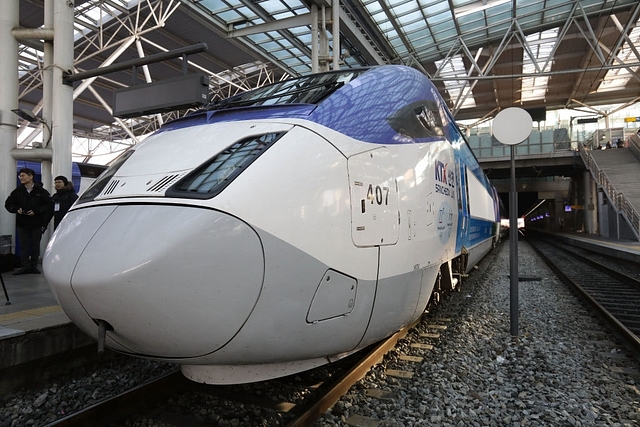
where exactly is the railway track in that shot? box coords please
[40,322,422,426]
[528,235,640,354]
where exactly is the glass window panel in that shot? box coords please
[235,7,257,19]
[515,0,543,15]
[383,29,399,39]
[406,28,433,41]
[486,9,511,25]
[283,0,304,8]
[403,22,429,35]
[420,0,451,15]
[451,0,477,6]
[217,10,243,22]
[291,64,311,74]
[364,2,383,14]
[199,0,228,13]
[257,0,287,14]
[272,11,295,20]
[426,10,452,24]
[430,24,458,40]
[396,11,423,27]
[248,33,270,42]
[259,41,283,51]
[597,25,640,93]
[296,34,311,44]
[390,1,419,16]
[370,11,388,24]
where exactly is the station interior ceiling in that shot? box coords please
[15,0,640,164]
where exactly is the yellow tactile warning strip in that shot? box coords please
[0,305,63,323]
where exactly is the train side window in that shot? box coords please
[167,132,285,199]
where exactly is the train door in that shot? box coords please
[455,160,470,254]
[348,147,399,247]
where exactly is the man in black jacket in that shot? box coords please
[4,168,53,275]
[52,175,78,229]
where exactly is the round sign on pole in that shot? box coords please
[493,107,533,145]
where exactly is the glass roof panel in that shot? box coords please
[199,0,229,13]
[521,29,558,102]
[435,55,476,109]
[282,0,305,8]
[256,0,289,14]
[217,10,244,21]
[371,11,389,25]
[364,1,383,15]
[597,23,640,93]
[73,0,133,40]
[403,21,429,34]
[389,1,419,16]
[396,11,424,26]
[454,0,509,18]
[515,0,544,17]
[273,11,295,20]
[421,0,451,15]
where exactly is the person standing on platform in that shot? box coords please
[52,175,78,230]
[4,168,53,275]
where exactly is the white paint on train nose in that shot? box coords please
[68,205,264,358]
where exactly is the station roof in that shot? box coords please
[15,0,640,161]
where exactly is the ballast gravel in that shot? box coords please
[317,239,640,427]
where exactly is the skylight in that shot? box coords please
[520,29,558,102]
[434,55,476,109]
[596,24,640,93]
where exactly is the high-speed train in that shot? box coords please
[44,65,500,384]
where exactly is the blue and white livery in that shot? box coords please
[44,65,499,384]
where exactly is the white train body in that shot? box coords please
[44,66,499,384]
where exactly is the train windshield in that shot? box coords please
[208,69,367,110]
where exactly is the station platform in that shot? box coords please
[550,231,640,263]
[0,269,93,372]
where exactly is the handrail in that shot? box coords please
[628,134,640,162]
[578,143,640,240]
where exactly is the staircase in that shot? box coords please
[579,136,640,240]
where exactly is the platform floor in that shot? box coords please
[0,269,70,340]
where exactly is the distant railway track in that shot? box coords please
[528,235,640,354]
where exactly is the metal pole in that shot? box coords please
[311,4,318,73]
[332,0,340,70]
[509,145,519,336]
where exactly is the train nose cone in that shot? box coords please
[44,205,264,358]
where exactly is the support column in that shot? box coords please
[319,5,329,72]
[555,198,565,232]
[51,0,74,182]
[583,171,597,234]
[311,4,318,73]
[42,0,54,192]
[0,1,19,241]
[332,0,339,70]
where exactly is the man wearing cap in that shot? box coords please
[4,168,53,275]
[52,175,78,230]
